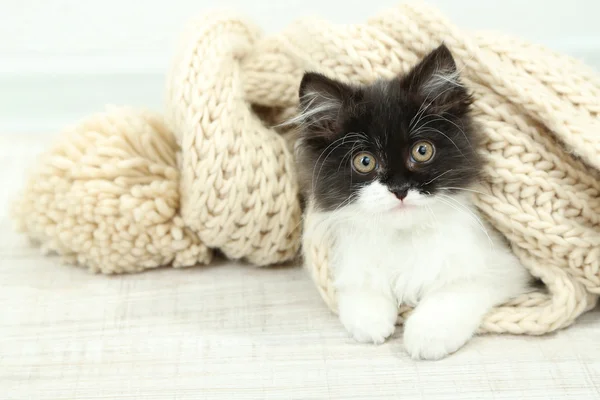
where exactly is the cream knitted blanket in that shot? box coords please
[12,2,600,335]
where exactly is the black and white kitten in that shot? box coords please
[294,45,531,360]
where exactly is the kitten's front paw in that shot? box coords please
[403,309,477,360]
[338,291,398,344]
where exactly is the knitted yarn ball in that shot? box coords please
[12,2,600,335]
[12,108,212,273]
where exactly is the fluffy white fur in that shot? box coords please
[313,182,531,360]
[282,90,342,129]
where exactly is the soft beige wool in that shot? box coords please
[12,108,213,273]
[12,2,600,334]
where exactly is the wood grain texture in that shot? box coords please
[1,136,600,399]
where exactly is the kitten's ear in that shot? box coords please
[297,72,353,139]
[402,44,471,113]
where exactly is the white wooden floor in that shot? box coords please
[2,136,600,399]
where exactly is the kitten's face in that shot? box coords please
[294,44,483,221]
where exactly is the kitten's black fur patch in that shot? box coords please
[295,44,484,211]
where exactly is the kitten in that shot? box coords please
[293,44,532,360]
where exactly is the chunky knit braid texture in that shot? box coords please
[12,2,600,335]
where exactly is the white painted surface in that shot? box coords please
[2,136,600,399]
[1,0,599,132]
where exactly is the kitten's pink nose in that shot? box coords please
[392,188,408,201]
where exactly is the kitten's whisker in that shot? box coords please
[338,140,362,172]
[424,203,441,235]
[286,192,358,241]
[438,186,491,197]
[437,194,494,250]
[436,197,492,250]
[409,84,462,131]
[311,136,347,193]
[409,83,457,130]
[437,194,487,229]
[431,114,473,149]
[314,135,365,192]
[313,189,360,232]
[310,133,364,193]
[338,132,368,172]
[409,91,433,130]
[330,195,358,217]
[286,211,307,239]
[415,115,473,151]
[423,169,453,185]
[310,198,358,239]
[413,127,466,158]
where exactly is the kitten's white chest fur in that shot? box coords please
[313,186,530,360]
[335,199,494,306]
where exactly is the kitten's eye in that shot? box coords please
[410,141,435,163]
[352,152,377,174]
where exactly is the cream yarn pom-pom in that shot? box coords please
[12,108,212,273]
